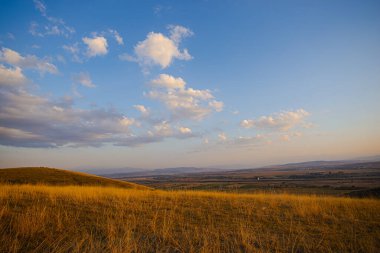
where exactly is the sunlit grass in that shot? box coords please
[1,184,379,252]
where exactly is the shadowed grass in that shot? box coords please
[0,184,379,253]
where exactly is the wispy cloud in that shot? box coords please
[30,0,75,37]
[72,72,96,88]
[63,43,82,62]
[108,29,124,45]
[153,5,172,16]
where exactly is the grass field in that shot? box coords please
[1,183,379,253]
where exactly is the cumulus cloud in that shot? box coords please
[152,121,172,137]
[133,105,149,116]
[0,65,27,86]
[179,127,192,134]
[72,72,96,88]
[209,100,224,112]
[0,85,137,147]
[120,117,136,127]
[83,36,108,57]
[0,82,197,147]
[122,25,193,69]
[30,0,75,37]
[146,74,223,120]
[240,109,310,131]
[151,74,186,89]
[0,47,58,74]
[144,122,196,141]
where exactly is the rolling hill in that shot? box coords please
[0,167,149,190]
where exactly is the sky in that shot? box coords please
[0,0,379,170]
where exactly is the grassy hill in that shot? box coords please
[0,167,149,190]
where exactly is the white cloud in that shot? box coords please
[153,121,172,137]
[0,47,58,74]
[147,74,223,120]
[179,127,192,134]
[0,85,139,147]
[120,117,136,127]
[124,25,193,69]
[145,122,196,140]
[133,105,149,116]
[151,74,185,89]
[0,47,22,65]
[0,65,26,86]
[109,29,124,45]
[209,100,224,112]
[0,82,197,148]
[72,72,96,88]
[240,109,310,131]
[218,132,227,142]
[240,119,253,128]
[83,36,108,57]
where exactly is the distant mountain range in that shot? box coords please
[77,155,380,178]
[79,167,226,178]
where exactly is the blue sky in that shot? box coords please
[0,0,379,169]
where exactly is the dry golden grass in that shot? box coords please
[0,167,149,190]
[0,184,379,253]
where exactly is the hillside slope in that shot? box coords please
[0,167,149,190]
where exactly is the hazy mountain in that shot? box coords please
[76,167,148,176]
[78,156,380,178]
[100,167,226,178]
